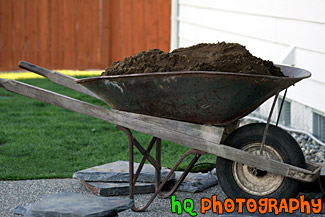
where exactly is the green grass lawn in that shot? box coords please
[0,78,216,180]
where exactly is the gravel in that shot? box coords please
[119,185,228,217]
[0,178,228,217]
[292,132,325,164]
[1,178,324,217]
[0,179,89,217]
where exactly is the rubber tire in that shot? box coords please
[216,123,305,200]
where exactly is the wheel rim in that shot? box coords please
[232,143,284,196]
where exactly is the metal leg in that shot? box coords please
[157,150,203,199]
[276,89,288,126]
[117,125,205,212]
[259,91,279,156]
[155,138,161,192]
[116,126,135,199]
[132,149,204,211]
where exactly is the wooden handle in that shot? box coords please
[18,60,101,99]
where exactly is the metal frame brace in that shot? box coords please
[117,125,205,211]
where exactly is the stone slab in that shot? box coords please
[82,181,156,196]
[173,172,218,193]
[15,192,132,217]
[73,160,175,183]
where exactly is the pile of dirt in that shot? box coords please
[102,42,284,77]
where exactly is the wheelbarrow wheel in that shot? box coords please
[216,123,305,199]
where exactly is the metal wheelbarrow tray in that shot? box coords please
[0,61,321,211]
[76,65,308,125]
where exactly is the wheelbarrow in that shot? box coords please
[0,61,321,211]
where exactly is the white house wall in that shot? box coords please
[172,0,325,134]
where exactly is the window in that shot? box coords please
[313,112,325,142]
[277,98,291,126]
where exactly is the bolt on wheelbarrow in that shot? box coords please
[0,61,321,211]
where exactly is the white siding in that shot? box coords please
[179,0,325,24]
[172,0,325,133]
[178,3,325,54]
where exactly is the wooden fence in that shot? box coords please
[0,0,171,71]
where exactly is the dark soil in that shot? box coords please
[102,42,284,77]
